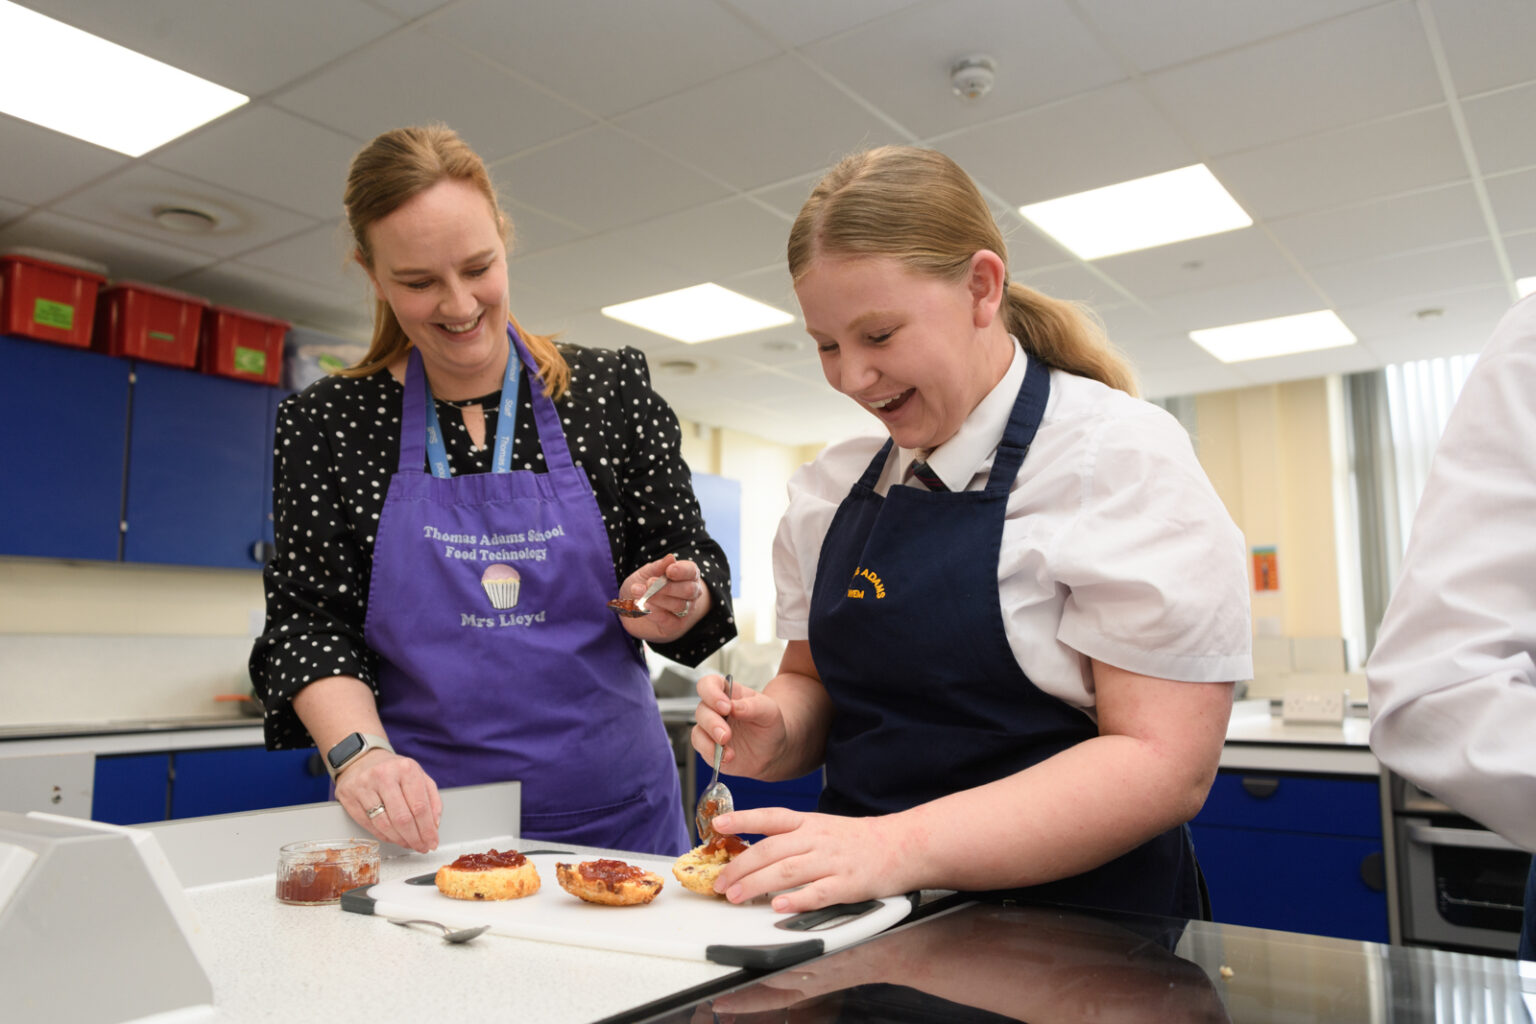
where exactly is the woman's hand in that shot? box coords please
[707,807,913,914]
[690,672,791,779]
[616,553,711,642]
[334,748,442,853]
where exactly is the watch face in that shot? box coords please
[327,733,365,769]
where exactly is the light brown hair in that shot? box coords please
[787,146,1138,396]
[340,124,569,398]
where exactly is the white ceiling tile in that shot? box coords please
[1144,3,1442,155]
[148,106,361,220]
[1092,228,1301,301]
[593,197,791,285]
[1148,274,1330,333]
[1137,360,1250,400]
[503,204,589,260]
[1461,81,1536,176]
[1094,301,1180,347]
[616,55,906,191]
[50,164,320,260]
[1424,0,1536,96]
[1507,230,1536,279]
[430,0,779,118]
[800,0,1125,139]
[1213,108,1467,221]
[722,0,926,48]
[1074,0,1386,73]
[1487,169,1536,235]
[0,210,208,284]
[367,0,455,18]
[1012,263,1127,308]
[1267,183,1488,267]
[1229,341,1383,385]
[0,115,129,206]
[721,263,800,316]
[172,260,373,335]
[23,0,402,95]
[748,174,823,221]
[0,197,28,225]
[937,83,1200,205]
[1310,239,1503,309]
[235,221,363,297]
[270,28,591,163]
[507,234,694,323]
[684,330,814,370]
[1340,284,1514,365]
[495,127,731,235]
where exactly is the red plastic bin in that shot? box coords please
[95,282,207,368]
[0,251,107,348]
[199,305,290,385]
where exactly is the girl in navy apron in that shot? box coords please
[256,126,732,857]
[693,146,1250,917]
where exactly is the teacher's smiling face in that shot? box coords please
[796,251,1012,453]
[362,177,510,395]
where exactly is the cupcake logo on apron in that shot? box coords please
[481,564,521,609]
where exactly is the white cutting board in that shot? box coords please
[344,849,912,968]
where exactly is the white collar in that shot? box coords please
[899,341,1028,491]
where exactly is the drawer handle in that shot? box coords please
[1404,823,1523,852]
[1240,777,1280,799]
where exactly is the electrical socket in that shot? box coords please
[1281,690,1348,724]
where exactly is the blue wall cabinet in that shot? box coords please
[0,335,131,560]
[1191,771,1388,943]
[124,363,272,568]
[691,472,742,598]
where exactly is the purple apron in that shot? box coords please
[363,327,687,855]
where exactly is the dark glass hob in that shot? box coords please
[634,900,1534,1023]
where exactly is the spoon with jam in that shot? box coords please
[695,675,735,843]
[608,575,668,618]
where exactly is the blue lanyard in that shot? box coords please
[422,343,521,478]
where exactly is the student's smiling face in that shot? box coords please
[795,252,1012,452]
[361,177,510,391]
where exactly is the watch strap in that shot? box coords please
[325,732,394,781]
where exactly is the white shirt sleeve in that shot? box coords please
[1367,295,1536,851]
[1042,402,1253,685]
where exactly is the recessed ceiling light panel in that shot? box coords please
[1518,276,1536,299]
[1189,310,1356,363]
[0,0,248,157]
[601,283,794,344]
[1019,164,1252,260]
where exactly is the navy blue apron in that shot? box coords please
[1521,860,1535,959]
[808,355,1205,920]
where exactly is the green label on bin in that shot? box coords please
[33,298,74,330]
[233,346,267,375]
[149,330,176,342]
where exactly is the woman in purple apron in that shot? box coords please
[691,146,1249,916]
[251,126,734,856]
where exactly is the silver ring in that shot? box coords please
[674,601,691,619]
[366,804,386,820]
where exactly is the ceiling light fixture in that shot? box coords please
[601,283,794,344]
[1189,310,1357,363]
[1019,165,1252,260]
[0,0,247,157]
[1518,276,1536,299]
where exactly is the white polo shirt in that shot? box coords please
[773,343,1253,712]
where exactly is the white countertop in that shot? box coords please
[144,786,741,1024]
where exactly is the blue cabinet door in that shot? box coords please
[169,747,330,819]
[1192,823,1389,942]
[0,335,130,560]
[92,752,171,825]
[124,364,271,568]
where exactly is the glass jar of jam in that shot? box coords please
[275,838,380,905]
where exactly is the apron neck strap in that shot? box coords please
[398,324,576,476]
[983,354,1050,494]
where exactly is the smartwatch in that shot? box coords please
[324,732,394,780]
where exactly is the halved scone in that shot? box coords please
[671,835,750,896]
[555,859,664,906]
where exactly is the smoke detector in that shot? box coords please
[950,55,996,100]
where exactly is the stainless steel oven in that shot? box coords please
[1391,772,1530,957]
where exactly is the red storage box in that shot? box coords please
[0,251,107,348]
[95,282,207,368]
[200,305,290,385]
